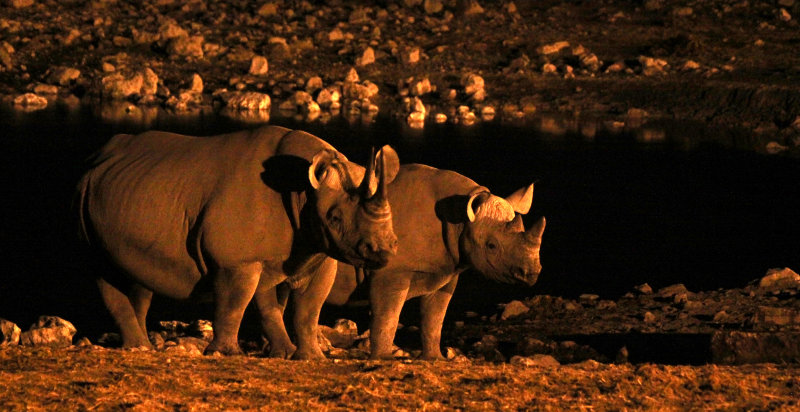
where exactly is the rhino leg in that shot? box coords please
[129,284,153,340]
[291,257,337,360]
[204,262,262,356]
[254,276,296,359]
[97,277,152,349]
[419,275,459,360]
[368,273,411,360]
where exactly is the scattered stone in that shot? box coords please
[158,21,188,42]
[305,76,323,94]
[248,55,268,76]
[328,28,345,42]
[681,60,701,71]
[48,66,81,86]
[510,354,560,367]
[409,77,433,96]
[537,41,570,56]
[221,91,271,111]
[542,63,558,74]
[188,319,213,341]
[8,0,34,8]
[13,93,48,110]
[356,47,375,67]
[501,300,529,320]
[400,47,421,66]
[778,8,792,22]
[766,141,789,154]
[480,106,495,121]
[344,67,360,83]
[33,83,58,95]
[643,311,657,323]
[315,86,340,109]
[319,319,360,349]
[655,284,689,300]
[634,283,653,295]
[424,0,443,14]
[673,7,693,17]
[100,67,159,100]
[457,0,484,16]
[19,316,77,347]
[257,2,278,17]
[97,332,122,347]
[579,294,600,305]
[712,310,730,323]
[639,56,668,76]
[1,319,21,346]
[167,35,204,59]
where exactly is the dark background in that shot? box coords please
[2,105,800,338]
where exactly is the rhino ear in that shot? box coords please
[505,183,534,215]
[308,150,338,190]
[466,187,490,222]
[375,145,399,184]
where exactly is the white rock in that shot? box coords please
[20,316,77,347]
[1,319,21,346]
[248,55,269,76]
[13,93,48,109]
[356,47,375,67]
[759,267,800,289]
[223,91,271,111]
[537,41,570,55]
[510,354,560,367]
[501,300,529,320]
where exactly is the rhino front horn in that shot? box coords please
[527,216,546,239]
[359,146,377,198]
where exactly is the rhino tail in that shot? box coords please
[284,272,312,290]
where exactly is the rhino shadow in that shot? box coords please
[260,155,312,193]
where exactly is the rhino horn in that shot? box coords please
[505,183,534,215]
[358,147,377,197]
[526,216,546,240]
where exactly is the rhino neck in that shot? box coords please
[443,221,467,270]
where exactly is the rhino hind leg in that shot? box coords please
[130,284,153,339]
[204,262,262,356]
[254,276,296,359]
[97,277,152,349]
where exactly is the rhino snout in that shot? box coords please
[511,261,542,286]
[358,236,398,269]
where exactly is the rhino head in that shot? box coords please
[307,146,400,269]
[460,184,546,286]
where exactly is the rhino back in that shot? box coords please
[79,126,301,298]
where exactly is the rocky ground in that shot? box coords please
[2,268,799,409]
[2,0,800,153]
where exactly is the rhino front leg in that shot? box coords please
[254,276,296,359]
[97,277,152,349]
[369,273,410,360]
[205,262,262,356]
[291,257,337,360]
[419,275,459,360]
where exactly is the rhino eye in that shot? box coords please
[486,240,498,251]
[327,207,343,232]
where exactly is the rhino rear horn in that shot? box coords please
[505,183,534,215]
[526,216,546,240]
[375,145,399,184]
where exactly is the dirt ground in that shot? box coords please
[1,346,799,411]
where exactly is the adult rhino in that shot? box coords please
[262,163,545,360]
[76,125,400,358]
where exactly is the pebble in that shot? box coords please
[48,66,81,86]
[510,354,560,367]
[248,55,269,76]
[19,316,77,347]
[537,41,570,56]
[356,47,375,67]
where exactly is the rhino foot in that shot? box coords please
[203,342,244,356]
[420,352,446,361]
[292,347,327,360]
[267,343,297,359]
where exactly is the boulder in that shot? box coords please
[355,47,375,67]
[1,318,21,346]
[758,267,800,289]
[655,284,689,300]
[221,91,271,111]
[188,319,213,341]
[319,319,360,349]
[167,35,204,59]
[500,300,529,320]
[19,316,77,347]
[100,68,158,100]
[13,93,48,110]
[753,306,800,326]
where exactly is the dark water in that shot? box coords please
[2,104,800,337]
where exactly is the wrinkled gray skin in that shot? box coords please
[261,164,545,360]
[76,126,400,359]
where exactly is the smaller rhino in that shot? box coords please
[261,163,545,359]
